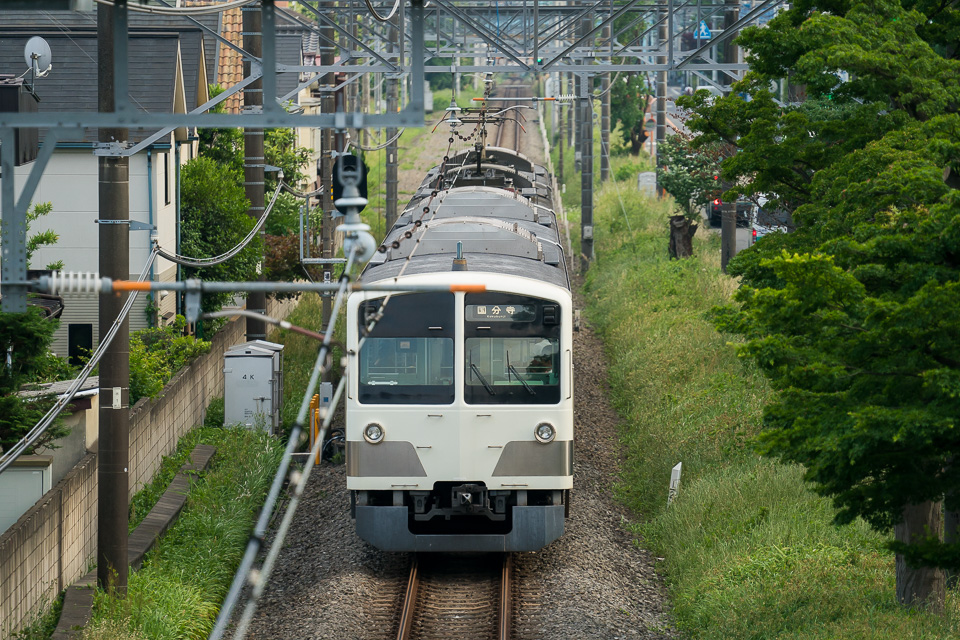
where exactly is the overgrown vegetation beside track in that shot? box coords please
[584,178,960,638]
[82,426,283,640]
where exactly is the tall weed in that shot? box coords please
[85,427,283,640]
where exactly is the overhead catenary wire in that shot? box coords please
[209,244,362,640]
[347,127,405,152]
[93,0,258,15]
[0,247,160,477]
[363,0,401,22]
[156,182,282,268]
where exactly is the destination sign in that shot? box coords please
[465,304,537,322]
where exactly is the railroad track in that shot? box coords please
[493,83,527,153]
[395,553,515,640]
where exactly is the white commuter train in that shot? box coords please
[345,146,573,552]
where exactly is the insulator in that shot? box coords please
[49,271,103,295]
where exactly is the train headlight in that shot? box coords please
[363,423,385,444]
[534,422,556,444]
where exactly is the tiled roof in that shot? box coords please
[218,6,243,113]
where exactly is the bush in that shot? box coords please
[204,397,225,429]
[614,162,642,182]
[129,317,210,404]
[0,308,70,453]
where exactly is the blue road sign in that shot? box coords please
[697,21,712,39]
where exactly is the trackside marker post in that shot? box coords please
[668,462,682,506]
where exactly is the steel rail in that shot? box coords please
[499,554,514,640]
[396,555,421,640]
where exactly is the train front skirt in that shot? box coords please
[355,504,565,552]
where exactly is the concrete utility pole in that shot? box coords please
[97,0,129,595]
[557,95,564,184]
[361,16,371,146]
[321,0,336,330]
[580,71,594,268]
[656,3,667,185]
[720,200,736,273]
[600,21,611,182]
[723,0,739,87]
[385,12,399,230]
[243,4,266,341]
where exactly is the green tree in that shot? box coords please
[25,202,64,270]
[688,0,960,609]
[610,74,652,155]
[0,202,65,270]
[179,156,260,313]
[656,134,723,219]
[0,308,70,454]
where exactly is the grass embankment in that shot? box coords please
[584,177,960,638]
[79,425,283,640]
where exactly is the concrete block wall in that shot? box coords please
[0,295,299,636]
[0,454,97,638]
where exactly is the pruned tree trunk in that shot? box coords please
[945,505,958,589]
[895,501,946,612]
[668,215,697,259]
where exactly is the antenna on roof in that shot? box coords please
[23,36,52,100]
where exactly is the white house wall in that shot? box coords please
[1,142,182,356]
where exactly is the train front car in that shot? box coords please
[345,167,572,553]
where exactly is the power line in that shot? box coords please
[0,248,159,477]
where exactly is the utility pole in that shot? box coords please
[243,3,266,342]
[723,0,739,87]
[385,12,399,230]
[720,200,736,273]
[656,2,667,188]
[97,0,129,595]
[321,0,336,332]
[600,22,611,182]
[557,96,564,184]
[580,71,594,268]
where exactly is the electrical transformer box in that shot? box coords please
[223,340,284,434]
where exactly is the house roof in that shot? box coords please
[0,10,219,143]
[0,8,305,130]
[215,6,305,113]
[0,31,182,143]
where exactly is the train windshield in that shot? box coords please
[465,337,560,404]
[359,337,455,404]
[357,292,455,405]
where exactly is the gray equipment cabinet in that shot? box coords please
[223,340,284,434]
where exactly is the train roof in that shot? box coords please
[361,252,570,290]
[361,187,569,290]
[447,146,548,177]
[399,186,556,228]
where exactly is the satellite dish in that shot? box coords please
[24,37,52,76]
